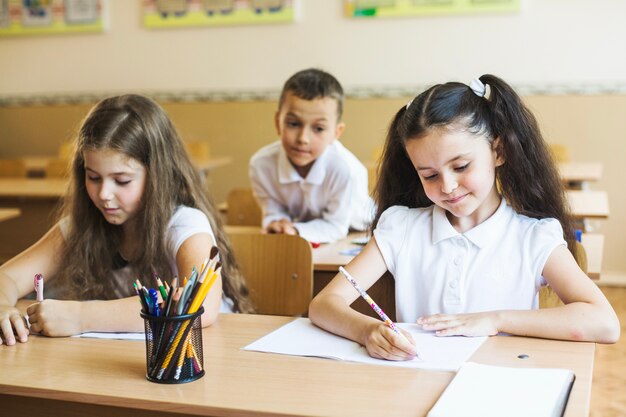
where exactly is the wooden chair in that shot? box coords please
[45,158,70,178]
[226,188,262,226]
[539,241,588,308]
[185,140,210,160]
[549,143,570,163]
[0,159,27,178]
[228,230,313,316]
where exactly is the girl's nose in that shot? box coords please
[99,181,113,201]
[441,174,458,194]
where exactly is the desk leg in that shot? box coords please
[313,270,396,322]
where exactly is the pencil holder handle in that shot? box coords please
[140,307,205,384]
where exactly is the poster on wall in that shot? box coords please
[345,0,520,18]
[0,0,107,37]
[143,0,299,29]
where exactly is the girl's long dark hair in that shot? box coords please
[374,75,578,255]
[56,94,254,312]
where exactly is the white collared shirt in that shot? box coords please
[373,199,566,322]
[249,140,372,243]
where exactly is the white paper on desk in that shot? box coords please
[243,318,486,371]
[72,332,145,341]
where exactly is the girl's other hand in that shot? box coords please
[417,312,499,337]
[27,300,83,337]
[0,305,29,346]
[363,322,417,361]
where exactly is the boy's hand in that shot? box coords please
[0,304,29,346]
[265,219,298,235]
[417,312,499,337]
[27,300,83,337]
[363,322,417,361]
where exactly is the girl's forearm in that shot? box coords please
[496,303,620,343]
[79,297,145,333]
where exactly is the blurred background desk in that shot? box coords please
[0,208,21,222]
[0,178,68,262]
[558,162,603,189]
[567,190,609,220]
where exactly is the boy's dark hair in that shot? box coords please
[278,68,344,121]
[373,74,578,256]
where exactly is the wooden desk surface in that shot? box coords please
[0,178,69,199]
[0,313,594,417]
[558,162,603,183]
[567,190,610,219]
[0,208,21,222]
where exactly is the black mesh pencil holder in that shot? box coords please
[140,307,205,384]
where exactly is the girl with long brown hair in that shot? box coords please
[0,94,252,345]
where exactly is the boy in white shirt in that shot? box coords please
[249,68,371,243]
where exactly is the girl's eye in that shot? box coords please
[116,180,131,186]
[87,176,100,182]
[455,164,470,172]
[423,173,438,181]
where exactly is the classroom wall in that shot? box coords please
[1,1,625,279]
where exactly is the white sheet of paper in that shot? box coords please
[243,318,486,371]
[427,362,575,417]
[73,332,145,341]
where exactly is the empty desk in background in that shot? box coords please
[558,162,603,189]
[0,313,594,417]
[0,208,21,222]
[567,190,609,219]
[0,178,69,261]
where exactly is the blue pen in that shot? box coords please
[148,288,160,317]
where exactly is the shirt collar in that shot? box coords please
[277,142,332,185]
[432,198,509,249]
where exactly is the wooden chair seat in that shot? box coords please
[228,230,313,316]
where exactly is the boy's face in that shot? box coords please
[275,92,345,177]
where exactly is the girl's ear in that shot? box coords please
[492,137,505,167]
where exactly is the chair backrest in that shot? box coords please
[228,230,313,316]
[549,143,570,163]
[539,241,588,308]
[45,158,70,178]
[185,140,211,160]
[0,159,27,178]
[226,188,262,226]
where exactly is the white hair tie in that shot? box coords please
[405,97,415,110]
[469,78,490,100]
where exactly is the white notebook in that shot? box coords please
[243,318,486,371]
[428,362,575,417]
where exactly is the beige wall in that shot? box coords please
[1,95,625,278]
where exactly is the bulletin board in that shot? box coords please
[345,0,520,18]
[143,0,298,29]
[0,0,107,37]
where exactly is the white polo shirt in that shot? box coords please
[249,140,372,243]
[373,199,566,323]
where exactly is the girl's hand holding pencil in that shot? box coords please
[339,267,420,362]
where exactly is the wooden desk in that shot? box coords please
[558,162,603,189]
[582,233,604,280]
[0,178,69,199]
[567,190,610,219]
[0,208,21,222]
[190,156,232,184]
[0,178,68,262]
[0,313,594,417]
